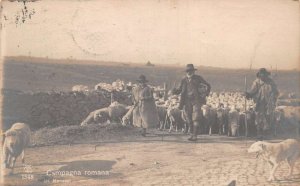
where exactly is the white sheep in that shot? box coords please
[72,85,89,92]
[81,102,129,125]
[228,106,240,137]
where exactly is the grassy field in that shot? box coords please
[3,56,300,94]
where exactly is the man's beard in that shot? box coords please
[187,73,194,78]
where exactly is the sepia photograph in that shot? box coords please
[0,0,299,185]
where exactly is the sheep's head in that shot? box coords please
[94,110,109,123]
[216,108,224,118]
[230,124,239,136]
[242,111,251,120]
[202,105,210,117]
[122,116,130,126]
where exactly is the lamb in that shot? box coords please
[72,85,89,92]
[3,123,31,174]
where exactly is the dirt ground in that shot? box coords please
[2,107,300,186]
[2,133,300,186]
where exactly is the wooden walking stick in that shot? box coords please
[244,66,253,147]
[244,34,263,146]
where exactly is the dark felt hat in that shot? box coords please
[136,75,148,83]
[256,68,270,77]
[185,64,197,72]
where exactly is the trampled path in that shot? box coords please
[3,134,300,186]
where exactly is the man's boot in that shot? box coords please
[188,122,198,141]
[141,128,146,137]
[185,122,193,135]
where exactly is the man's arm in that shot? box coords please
[198,76,211,96]
[132,87,139,105]
[246,79,259,99]
[203,80,211,96]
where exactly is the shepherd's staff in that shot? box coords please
[244,33,264,147]
[244,63,251,147]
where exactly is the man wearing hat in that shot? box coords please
[174,64,211,141]
[132,75,159,136]
[246,68,279,140]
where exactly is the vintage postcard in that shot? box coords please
[1,0,299,185]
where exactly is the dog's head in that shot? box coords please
[4,130,21,152]
[247,141,266,153]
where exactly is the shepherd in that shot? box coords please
[173,64,211,141]
[246,68,279,140]
[132,75,159,136]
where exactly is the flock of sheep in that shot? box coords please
[78,80,286,138]
[72,79,130,93]
[3,80,287,175]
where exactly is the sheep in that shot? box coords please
[156,105,168,130]
[94,83,114,92]
[238,111,248,136]
[273,107,285,136]
[80,108,110,126]
[108,101,129,122]
[3,123,31,174]
[72,85,89,92]
[155,99,166,106]
[288,92,296,99]
[216,107,228,135]
[228,106,240,137]
[206,91,255,113]
[202,105,218,135]
[112,79,125,91]
[241,108,257,137]
[122,105,134,126]
[93,108,111,124]
[80,102,129,126]
[166,106,185,133]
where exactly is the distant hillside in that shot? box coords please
[2,56,300,94]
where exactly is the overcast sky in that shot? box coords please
[1,0,299,69]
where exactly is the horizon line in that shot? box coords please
[2,55,300,71]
